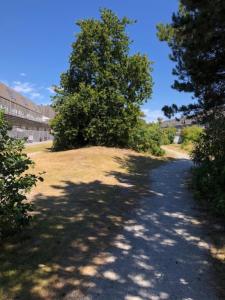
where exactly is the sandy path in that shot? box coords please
[66,151,219,300]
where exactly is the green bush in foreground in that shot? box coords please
[0,112,43,237]
[192,114,225,216]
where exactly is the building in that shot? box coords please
[160,117,194,129]
[0,82,55,142]
[160,117,195,144]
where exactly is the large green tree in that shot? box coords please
[157,0,225,123]
[52,9,153,149]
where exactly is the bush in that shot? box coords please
[0,112,43,237]
[161,127,176,145]
[128,121,165,156]
[192,162,225,215]
[192,113,225,215]
[181,125,203,144]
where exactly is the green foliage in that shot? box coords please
[0,112,42,237]
[191,113,225,215]
[161,127,176,145]
[180,126,203,145]
[128,121,165,156]
[128,121,176,155]
[158,1,225,215]
[157,0,225,122]
[52,9,153,151]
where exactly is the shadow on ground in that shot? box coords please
[0,154,159,299]
[0,156,223,299]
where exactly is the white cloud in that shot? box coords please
[1,78,53,104]
[12,81,43,100]
[20,72,26,77]
[46,86,55,94]
[142,108,165,123]
[12,81,33,94]
[30,92,42,99]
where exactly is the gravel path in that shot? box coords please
[68,153,219,300]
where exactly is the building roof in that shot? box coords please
[0,82,54,118]
[161,117,194,129]
[38,104,55,119]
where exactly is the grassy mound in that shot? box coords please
[1,146,163,299]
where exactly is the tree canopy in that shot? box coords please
[157,0,225,123]
[52,9,153,150]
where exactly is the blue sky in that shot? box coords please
[0,0,192,122]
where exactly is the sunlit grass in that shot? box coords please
[0,146,165,299]
[24,141,53,154]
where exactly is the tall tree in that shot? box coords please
[157,1,225,215]
[157,0,225,123]
[52,9,153,149]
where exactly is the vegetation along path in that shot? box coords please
[84,150,219,300]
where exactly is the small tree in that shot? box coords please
[0,112,42,237]
[52,9,153,150]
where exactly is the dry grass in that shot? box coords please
[0,146,164,300]
[24,141,53,154]
[29,146,163,197]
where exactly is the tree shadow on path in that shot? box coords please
[1,156,222,299]
[0,154,160,300]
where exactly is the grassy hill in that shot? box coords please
[0,144,163,300]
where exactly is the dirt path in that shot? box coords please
[161,145,190,159]
[74,151,219,300]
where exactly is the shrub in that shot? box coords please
[128,121,165,156]
[0,112,43,237]
[161,127,176,145]
[181,125,203,145]
[192,113,225,215]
